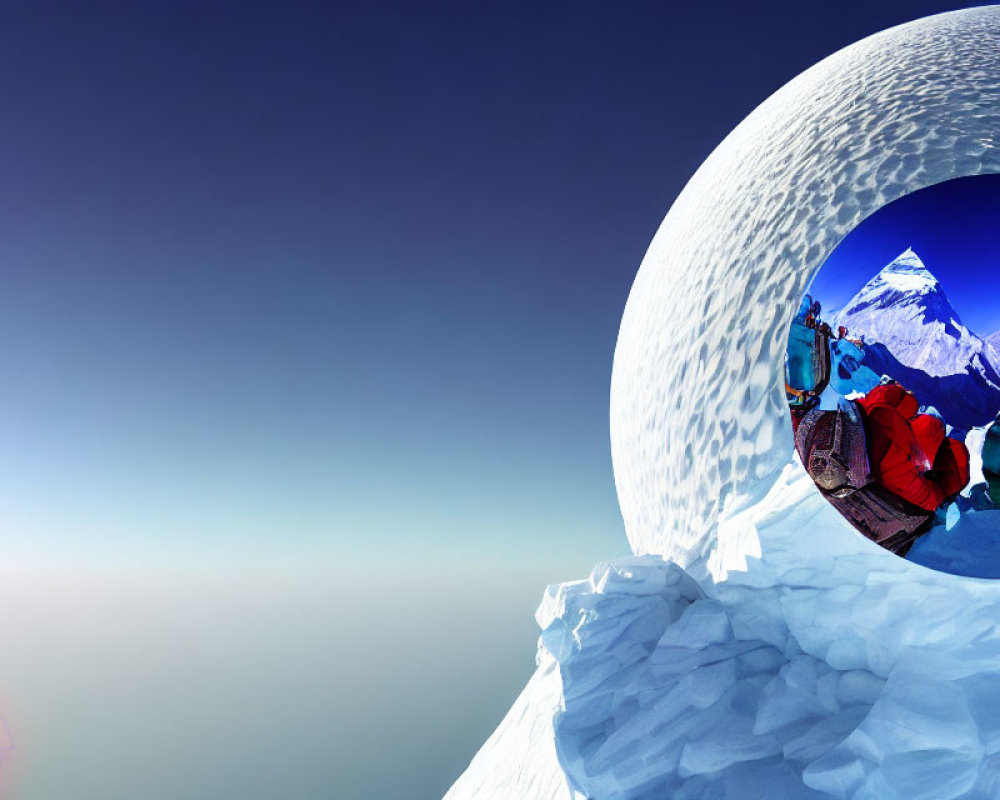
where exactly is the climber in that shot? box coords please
[796,400,925,554]
[786,304,832,411]
[794,383,970,555]
[795,294,813,323]
[837,325,848,340]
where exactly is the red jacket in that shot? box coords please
[857,384,970,511]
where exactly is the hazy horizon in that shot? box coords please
[0,565,570,800]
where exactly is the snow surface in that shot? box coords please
[442,664,571,800]
[448,8,1000,800]
[908,508,1000,578]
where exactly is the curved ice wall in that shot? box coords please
[610,7,1000,575]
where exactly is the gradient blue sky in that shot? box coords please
[0,3,994,799]
[812,175,1000,336]
[0,0,987,574]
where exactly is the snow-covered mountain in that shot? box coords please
[836,248,984,376]
[834,248,1000,431]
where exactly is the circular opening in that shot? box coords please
[786,175,1000,577]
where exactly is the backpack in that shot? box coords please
[795,402,933,555]
[794,403,869,494]
[982,419,1000,507]
[786,322,832,400]
[858,385,970,512]
[825,485,933,556]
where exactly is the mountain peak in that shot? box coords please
[888,246,921,266]
[833,248,982,379]
[836,249,947,323]
[876,248,939,292]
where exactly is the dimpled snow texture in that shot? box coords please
[610,7,1000,571]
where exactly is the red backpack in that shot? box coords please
[856,385,970,511]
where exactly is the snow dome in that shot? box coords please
[610,8,1000,580]
[450,9,1000,800]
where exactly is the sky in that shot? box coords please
[0,2,992,798]
[811,175,1000,336]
